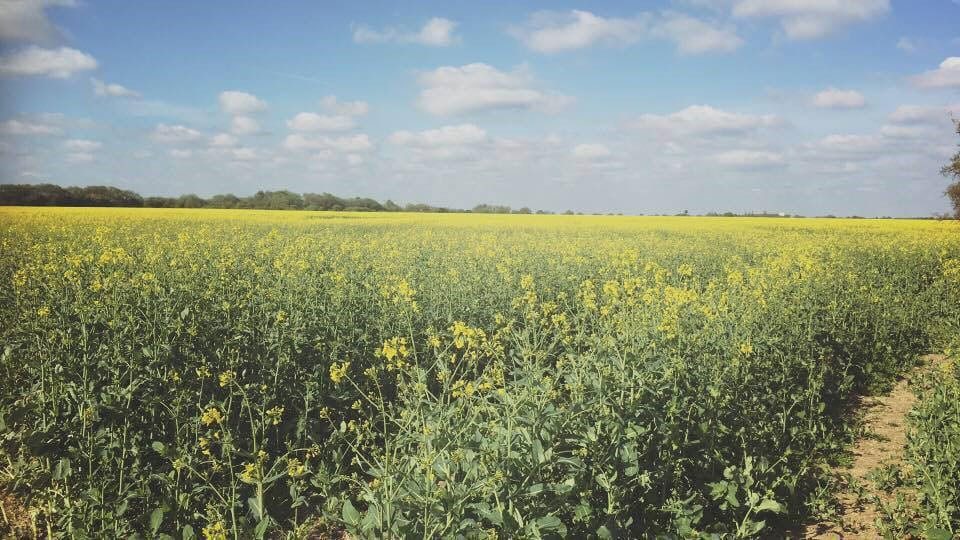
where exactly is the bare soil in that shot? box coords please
[0,488,34,539]
[801,355,945,539]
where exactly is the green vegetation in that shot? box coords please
[1,208,958,538]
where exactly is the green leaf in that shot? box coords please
[725,487,740,508]
[53,458,71,480]
[342,499,360,525]
[151,441,166,454]
[535,515,566,534]
[247,497,263,521]
[181,525,195,540]
[755,498,783,514]
[532,439,545,464]
[149,507,164,534]
[254,516,270,539]
[180,307,190,319]
[924,528,953,540]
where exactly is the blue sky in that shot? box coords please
[1,0,959,216]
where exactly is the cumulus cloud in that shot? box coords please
[732,0,890,40]
[223,147,258,161]
[320,95,369,117]
[879,124,932,139]
[912,57,960,89]
[230,116,261,135]
[218,91,267,115]
[209,133,238,147]
[0,46,97,78]
[283,133,373,153]
[287,112,356,132]
[388,124,488,147]
[630,105,781,136]
[571,143,612,160]
[416,63,573,116]
[511,9,741,54]
[386,124,491,162]
[0,0,77,43]
[0,117,62,135]
[91,78,140,98]
[879,104,958,139]
[353,17,459,46]
[512,10,647,52]
[805,133,887,158]
[152,123,203,144]
[812,88,866,109]
[66,151,94,162]
[64,138,101,152]
[169,149,192,159]
[652,11,743,54]
[714,149,785,168]
[896,37,916,52]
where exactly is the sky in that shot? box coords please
[1,0,959,216]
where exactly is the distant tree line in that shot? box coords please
[0,183,559,214]
[0,184,145,207]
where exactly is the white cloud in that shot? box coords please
[571,143,612,160]
[169,149,193,159]
[228,147,258,161]
[283,133,373,153]
[353,17,459,46]
[0,0,76,43]
[732,0,890,40]
[896,37,916,52]
[230,116,261,135]
[218,90,267,115]
[512,9,740,54]
[806,134,887,157]
[209,133,238,147]
[812,88,866,109]
[0,46,97,78]
[714,149,785,168]
[287,112,356,132]
[64,138,101,152]
[912,57,960,89]
[152,123,203,144]
[631,105,781,136]
[320,95,369,117]
[879,124,932,139]
[651,12,743,54]
[887,105,954,125]
[415,17,459,46]
[66,151,94,162]
[389,124,488,147]
[91,78,140,98]
[416,63,573,116]
[512,10,647,53]
[0,118,62,135]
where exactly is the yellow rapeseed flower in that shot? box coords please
[200,407,224,426]
[202,521,228,540]
[329,361,350,384]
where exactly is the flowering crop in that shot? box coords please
[0,207,958,538]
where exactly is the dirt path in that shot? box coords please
[801,355,944,539]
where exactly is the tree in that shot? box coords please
[943,119,960,218]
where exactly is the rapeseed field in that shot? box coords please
[1,207,958,538]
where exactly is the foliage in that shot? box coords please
[903,356,960,537]
[944,119,960,218]
[0,184,551,215]
[0,208,958,538]
[0,184,144,207]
